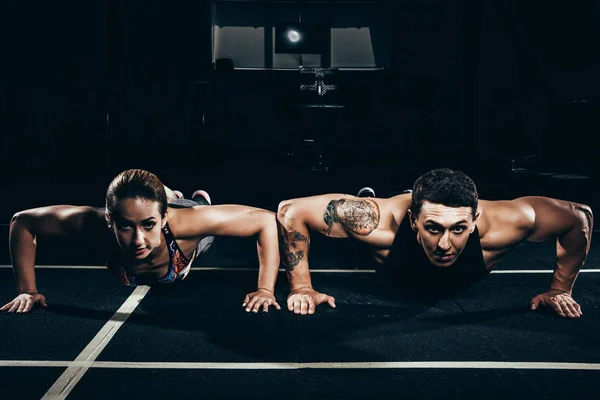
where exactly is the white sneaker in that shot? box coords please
[357,187,376,198]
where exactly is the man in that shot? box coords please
[277,168,593,317]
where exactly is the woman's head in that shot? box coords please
[105,169,168,259]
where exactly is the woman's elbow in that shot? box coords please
[10,211,28,227]
[251,209,278,238]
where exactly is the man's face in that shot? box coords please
[107,197,166,260]
[409,201,479,267]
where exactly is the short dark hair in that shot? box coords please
[106,169,167,219]
[410,168,478,217]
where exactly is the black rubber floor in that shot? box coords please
[0,368,67,400]
[66,368,600,400]
[0,269,133,361]
[1,267,599,399]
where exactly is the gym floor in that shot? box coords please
[1,161,599,399]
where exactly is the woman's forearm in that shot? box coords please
[9,215,38,293]
[255,212,280,292]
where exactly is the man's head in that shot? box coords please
[105,169,168,259]
[408,168,480,267]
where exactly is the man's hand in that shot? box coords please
[1,292,48,313]
[531,290,582,318]
[287,287,336,315]
[242,288,281,313]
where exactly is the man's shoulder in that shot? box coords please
[480,198,535,222]
[477,198,535,246]
[382,193,412,224]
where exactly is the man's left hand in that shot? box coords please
[531,290,582,318]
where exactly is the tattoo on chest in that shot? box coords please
[278,225,309,272]
[323,198,380,236]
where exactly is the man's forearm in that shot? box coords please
[286,263,313,291]
[552,222,591,293]
[550,267,580,294]
[277,217,313,291]
[552,251,586,294]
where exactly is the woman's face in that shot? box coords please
[107,197,166,259]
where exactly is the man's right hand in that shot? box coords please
[287,287,336,315]
[1,293,47,313]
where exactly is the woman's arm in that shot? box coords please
[170,205,281,312]
[1,205,104,313]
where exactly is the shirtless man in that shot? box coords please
[277,168,593,317]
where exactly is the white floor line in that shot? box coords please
[490,270,590,274]
[2,360,600,371]
[190,267,379,273]
[1,265,107,269]
[2,265,600,274]
[0,360,73,367]
[41,285,150,400]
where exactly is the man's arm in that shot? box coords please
[276,194,384,314]
[171,205,281,312]
[2,205,104,313]
[515,196,593,317]
[518,197,593,292]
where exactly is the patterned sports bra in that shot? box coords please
[106,223,195,286]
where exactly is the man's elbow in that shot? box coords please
[564,203,594,256]
[277,199,301,223]
[582,204,593,229]
[574,203,594,234]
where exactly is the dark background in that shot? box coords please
[1,0,599,210]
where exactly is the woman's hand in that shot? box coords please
[242,288,281,313]
[1,292,48,313]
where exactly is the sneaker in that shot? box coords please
[357,187,376,198]
[173,190,184,200]
[191,189,212,205]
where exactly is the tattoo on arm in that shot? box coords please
[278,224,309,272]
[323,200,343,235]
[323,198,380,236]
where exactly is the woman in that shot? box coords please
[2,169,281,314]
